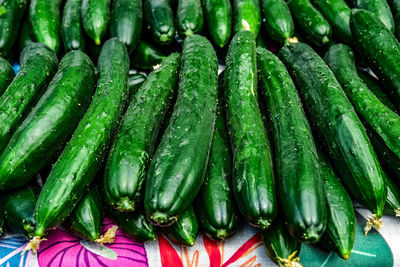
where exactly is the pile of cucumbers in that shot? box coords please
[0,0,399,265]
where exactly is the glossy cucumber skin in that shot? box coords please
[144,35,218,226]
[232,0,261,37]
[61,0,85,51]
[202,0,232,48]
[388,0,400,38]
[0,57,14,96]
[29,0,61,53]
[130,40,165,70]
[260,0,294,43]
[279,42,386,218]
[287,0,332,46]
[34,38,129,238]
[127,73,147,98]
[0,0,28,56]
[165,206,199,246]
[144,0,175,45]
[257,48,326,242]
[0,43,58,155]
[225,31,276,230]
[104,53,180,212]
[0,50,96,191]
[355,0,395,32]
[81,0,111,45]
[383,173,400,216]
[351,9,400,107]
[110,0,142,54]
[176,0,204,37]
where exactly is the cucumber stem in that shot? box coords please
[95,225,118,245]
[159,34,170,43]
[22,236,46,255]
[364,214,383,236]
[395,208,400,217]
[277,251,303,267]
[241,19,250,31]
[287,37,299,44]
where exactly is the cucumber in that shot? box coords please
[104,53,180,212]
[0,43,58,155]
[225,31,276,230]
[0,50,96,191]
[354,0,395,32]
[256,28,269,49]
[279,42,386,221]
[0,212,3,236]
[144,34,218,226]
[287,0,332,46]
[29,0,61,53]
[383,173,400,216]
[388,0,400,38]
[351,9,400,107]
[17,17,33,53]
[33,38,129,242]
[127,73,147,97]
[130,40,165,70]
[260,0,295,44]
[144,0,175,45]
[61,0,85,51]
[0,0,28,56]
[257,47,326,242]
[232,0,261,37]
[176,0,204,37]
[81,0,111,45]
[0,57,14,96]
[202,0,232,48]
[164,205,198,246]
[110,0,142,53]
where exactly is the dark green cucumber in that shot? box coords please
[0,57,14,96]
[164,205,198,246]
[287,0,332,46]
[351,9,400,107]
[81,0,111,45]
[355,0,395,32]
[257,47,326,242]
[127,73,147,97]
[2,185,39,238]
[61,0,85,51]
[383,173,400,216]
[104,53,180,212]
[232,0,261,37]
[176,0,204,37]
[0,43,58,155]
[144,0,175,45]
[130,40,166,70]
[0,0,28,56]
[110,0,142,53]
[202,0,232,48]
[34,38,129,239]
[29,0,61,53]
[260,0,294,43]
[17,17,33,53]
[0,212,3,236]
[225,31,276,230]
[144,34,218,226]
[0,50,96,191]
[279,42,386,219]
[388,0,400,38]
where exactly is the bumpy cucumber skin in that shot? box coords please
[0,57,14,96]
[104,53,180,212]
[127,73,147,98]
[81,0,111,45]
[279,42,386,218]
[383,173,400,216]
[202,0,232,48]
[225,31,276,230]
[0,43,58,155]
[130,40,165,70]
[34,38,129,238]
[61,0,85,51]
[176,0,204,37]
[258,47,327,242]
[260,0,294,43]
[144,35,218,226]
[355,0,395,32]
[388,0,400,38]
[232,0,261,37]
[144,0,175,45]
[287,0,332,46]
[165,206,199,246]
[0,0,28,56]
[0,50,95,191]
[110,0,142,54]
[29,0,61,53]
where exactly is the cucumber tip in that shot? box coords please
[95,39,101,46]
[117,198,136,212]
[159,35,170,44]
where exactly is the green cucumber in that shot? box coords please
[144,0,175,45]
[287,0,332,46]
[0,57,14,96]
[354,0,395,32]
[127,73,147,97]
[351,9,400,107]
[130,40,166,70]
[144,34,218,226]
[0,212,3,236]
[29,0,61,53]
[164,205,198,246]
[17,17,33,53]
[383,173,400,216]
[279,42,386,220]
[0,0,28,56]
[0,50,96,191]
[260,0,295,43]
[104,53,180,212]
[202,0,232,48]
[225,31,276,230]
[81,0,111,45]
[110,0,142,53]
[0,43,58,155]
[176,0,204,37]
[257,47,326,242]
[61,0,85,51]
[232,0,261,37]
[33,38,129,240]
[388,0,400,38]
